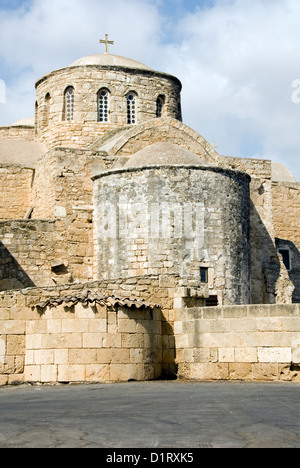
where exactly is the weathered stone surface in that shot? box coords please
[0,50,299,386]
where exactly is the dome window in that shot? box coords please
[98,89,110,123]
[63,86,75,121]
[127,92,137,125]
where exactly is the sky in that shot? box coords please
[0,0,299,180]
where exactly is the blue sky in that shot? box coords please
[0,0,299,180]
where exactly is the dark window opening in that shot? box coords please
[156,95,164,118]
[200,267,208,283]
[279,249,291,271]
[205,295,219,307]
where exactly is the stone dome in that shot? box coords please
[124,142,208,168]
[69,54,152,71]
[272,162,296,183]
[11,117,34,127]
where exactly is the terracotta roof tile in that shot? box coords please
[35,289,158,310]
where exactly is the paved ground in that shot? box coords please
[0,381,299,448]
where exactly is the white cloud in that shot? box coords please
[165,0,300,179]
[0,0,299,180]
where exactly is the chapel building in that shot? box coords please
[0,45,299,307]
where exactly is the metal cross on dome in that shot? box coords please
[99,34,114,54]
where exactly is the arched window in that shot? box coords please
[98,89,110,123]
[44,93,51,126]
[64,86,75,121]
[156,95,165,118]
[127,92,137,125]
[35,101,39,134]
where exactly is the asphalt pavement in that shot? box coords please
[0,381,299,448]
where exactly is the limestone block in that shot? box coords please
[54,349,69,365]
[257,318,284,332]
[41,365,57,383]
[219,348,235,363]
[46,319,62,334]
[58,365,85,382]
[69,348,97,364]
[26,334,42,350]
[202,363,229,380]
[110,364,138,382]
[41,333,82,349]
[130,349,154,364]
[54,205,66,217]
[258,347,292,363]
[0,320,25,335]
[6,335,25,356]
[292,339,300,364]
[229,363,252,381]
[102,333,122,348]
[88,319,107,333]
[234,347,258,363]
[118,319,137,334]
[82,333,103,348]
[61,319,89,333]
[230,318,257,333]
[26,320,48,334]
[8,374,24,385]
[0,337,5,364]
[193,348,211,363]
[252,363,279,381]
[25,365,41,382]
[130,333,154,349]
[86,364,110,382]
[0,375,8,386]
[34,349,54,365]
[175,334,189,348]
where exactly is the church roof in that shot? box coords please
[69,53,152,71]
[124,142,208,168]
[0,139,47,167]
[11,117,35,127]
[271,162,296,183]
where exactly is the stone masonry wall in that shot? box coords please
[30,148,101,282]
[272,181,300,304]
[221,156,277,304]
[0,217,92,290]
[94,166,251,305]
[0,126,35,141]
[0,282,300,385]
[0,220,56,288]
[0,285,162,385]
[0,165,33,220]
[35,66,182,149]
[272,181,300,246]
[174,302,300,381]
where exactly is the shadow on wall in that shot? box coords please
[276,238,300,304]
[250,202,280,304]
[0,241,35,291]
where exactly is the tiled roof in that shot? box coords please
[35,289,158,310]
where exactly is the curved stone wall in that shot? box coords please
[94,165,251,305]
[35,66,182,149]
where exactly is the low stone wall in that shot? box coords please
[1,285,300,385]
[0,287,162,385]
[0,126,35,141]
[174,304,300,381]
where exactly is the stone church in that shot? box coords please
[0,40,299,385]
